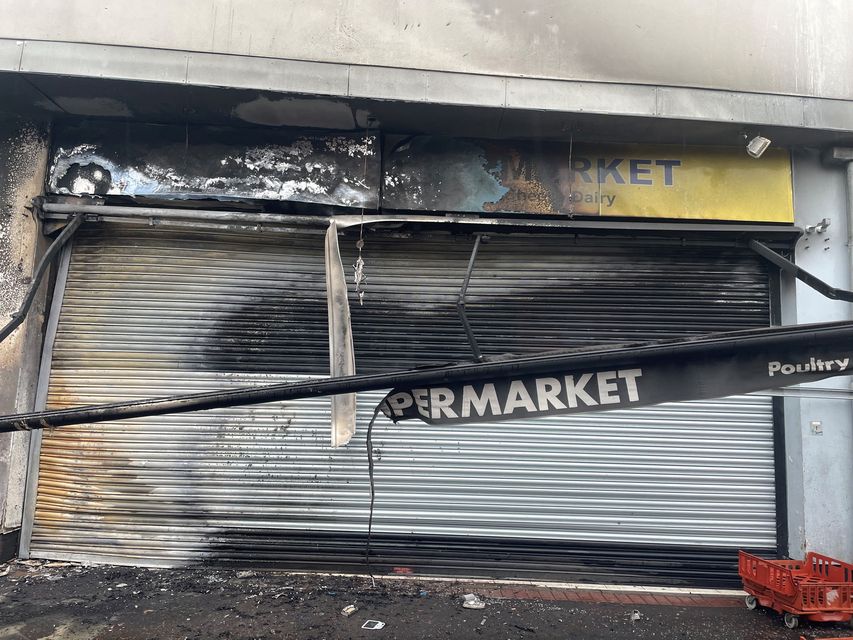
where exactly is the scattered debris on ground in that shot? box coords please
[1,559,853,639]
[361,619,385,630]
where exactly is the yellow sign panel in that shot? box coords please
[562,145,793,222]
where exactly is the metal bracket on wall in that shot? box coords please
[749,239,853,303]
[457,234,484,361]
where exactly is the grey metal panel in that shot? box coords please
[803,99,853,132]
[28,224,776,565]
[348,66,507,108]
[3,38,853,135]
[656,87,806,127]
[19,40,190,84]
[505,78,656,116]
[186,52,349,96]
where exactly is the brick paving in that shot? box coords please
[480,585,742,607]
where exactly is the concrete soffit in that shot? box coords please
[1,38,852,135]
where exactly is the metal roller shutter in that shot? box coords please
[28,223,776,586]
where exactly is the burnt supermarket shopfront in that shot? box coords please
[20,122,798,586]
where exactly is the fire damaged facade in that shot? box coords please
[1,1,852,588]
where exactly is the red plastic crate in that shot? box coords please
[739,551,853,629]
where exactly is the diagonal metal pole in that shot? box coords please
[750,239,853,302]
[0,214,83,344]
[456,234,483,361]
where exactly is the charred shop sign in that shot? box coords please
[382,137,794,223]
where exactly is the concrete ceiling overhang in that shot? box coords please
[1,38,852,147]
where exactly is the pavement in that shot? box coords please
[1,559,852,639]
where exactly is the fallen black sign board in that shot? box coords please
[1,321,852,434]
[379,323,853,425]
